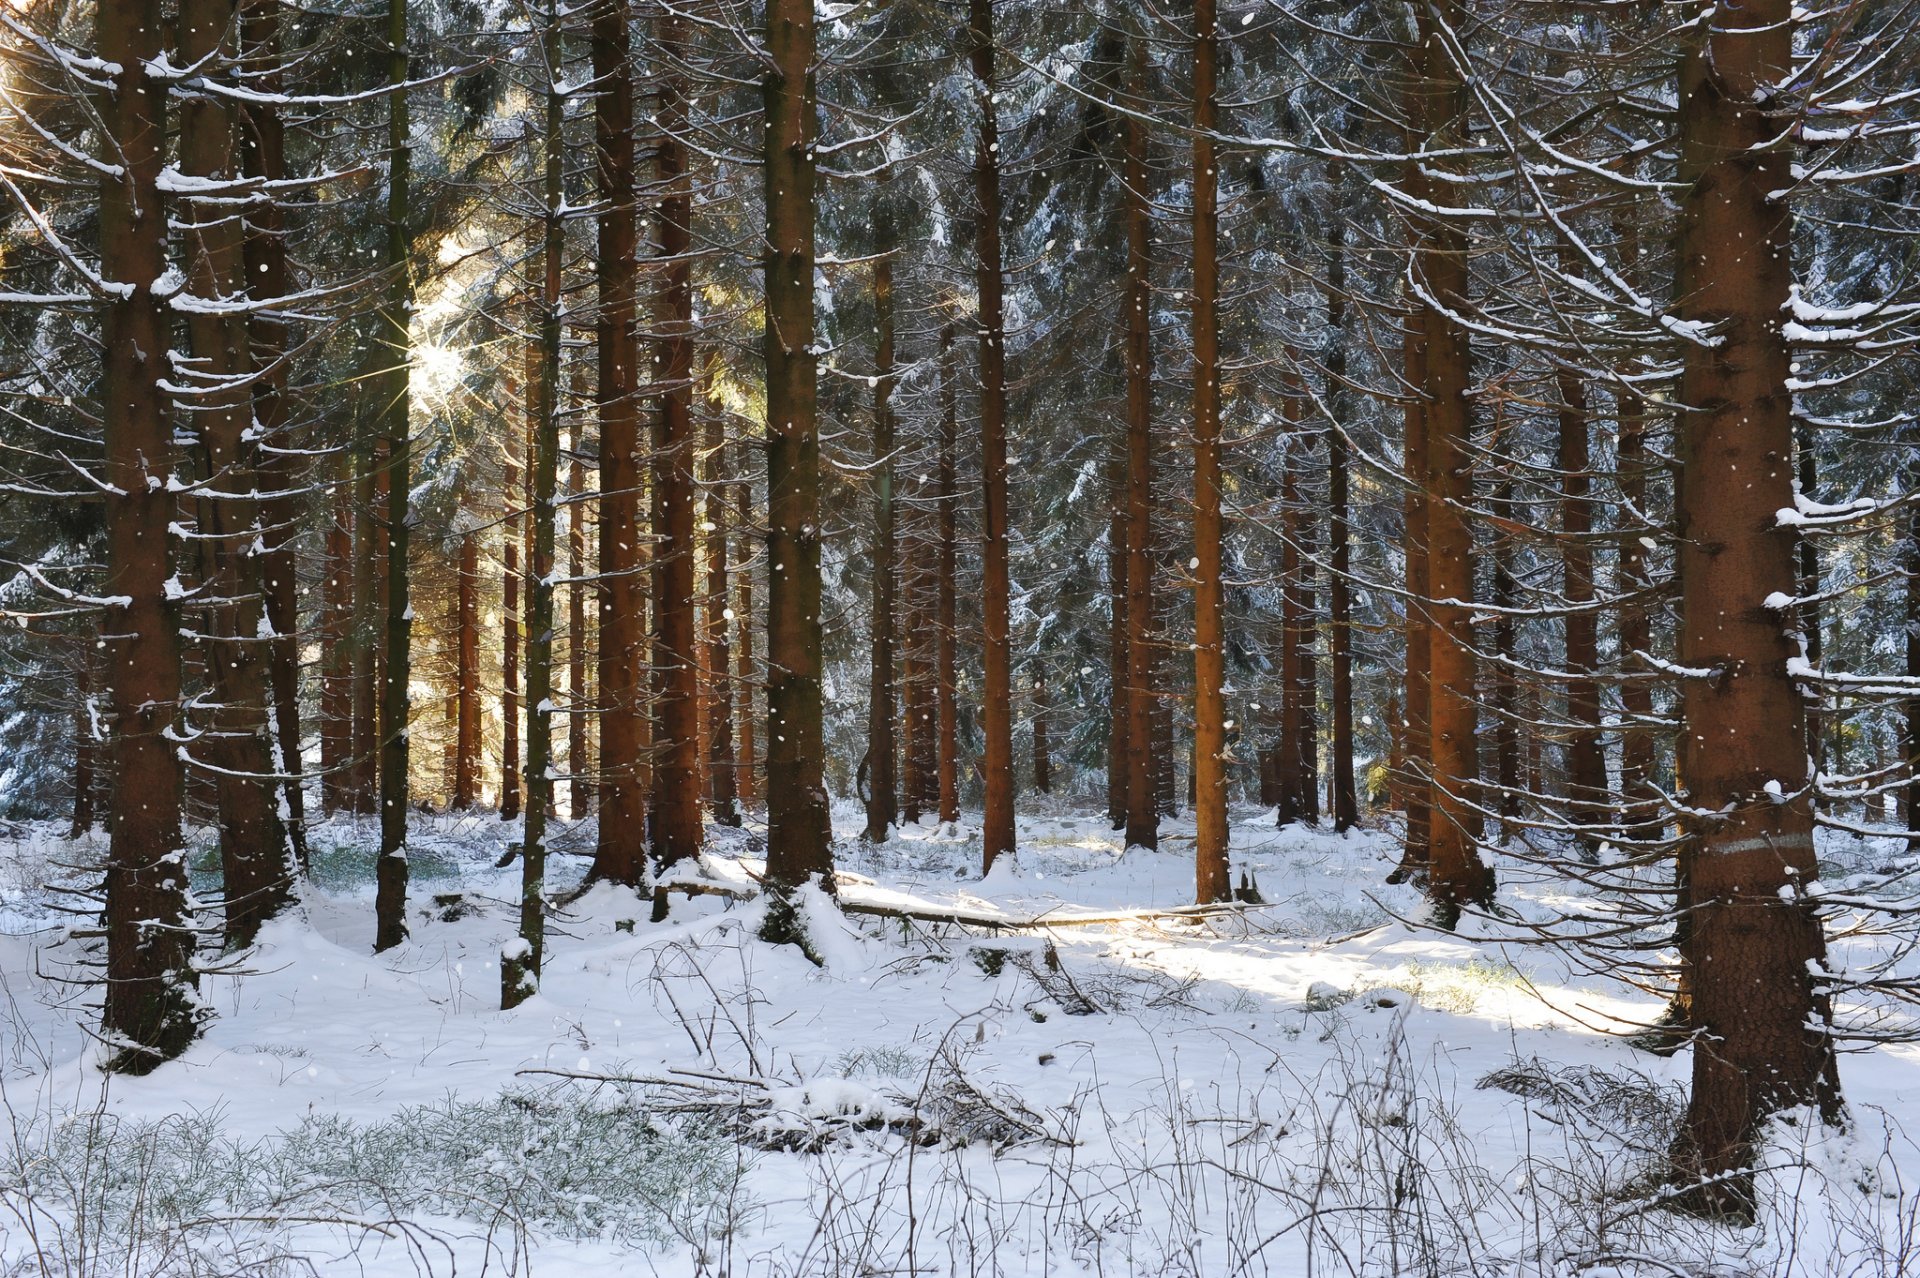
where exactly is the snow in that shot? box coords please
[1,805,1915,1275]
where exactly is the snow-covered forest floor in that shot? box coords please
[2,807,1918,1276]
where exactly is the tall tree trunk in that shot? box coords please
[240,0,308,870]
[1617,396,1660,838]
[1797,422,1824,784]
[72,646,96,837]
[1277,433,1306,828]
[1390,299,1432,884]
[453,532,482,808]
[373,0,415,952]
[99,0,200,1069]
[865,258,898,842]
[761,0,834,916]
[704,381,740,826]
[650,4,702,874]
[648,4,702,871]
[1107,460,1130,830]
[180,0,292,948]
[1908,440,1920,832]
[504,20,565,1008]
[321,489,353,812]
[592,0,644,880]
[568,451,591,817]
[1032,675,1052,794]
[1120,38,1158,854]
[1190,0,1229,902]
[1492,470,1522,827]
[901,447,932,824]
[936,319,961,827]
[734,472,757,808]
[1295,436,1320,825]
[1412,0,1492,926]
[1323,225,1358,832]
[501,375,524,821]
[1670,0,1841,1203]
[350,372,381,816]
[1558,355,1607,851]
[971,0,1016,871]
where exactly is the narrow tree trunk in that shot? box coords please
[901,451,931,824]
[73,646,96,837]
[592,0,643,881]
[1491,471,1522,827]
[100,0,200,1068]
[1032,675,1052,794]
[1277,436,1305,828]
[321,488,353,812]
[350,348,381,816]
[1798,422,1824,783]
[180,0,292,948]
[373,0,414,952]
[971,0,1016,871]
[761,0,834,915]
[453,533,482,808]
[1295,443,1320,826]
[568,451,591,817]
[1389,300,1433,884]
[1669,0,1841,1204]
[1411,0,1492,925]
[1121,39,1159,854]
[864,258,898,842]
[734,472,757,809]
[1323,226,1358,832]
[1908,441,1920,831]
[1190,0,1229,901]
[1558,355,1607,850]
[1107,468,1130,830]
[501,379,524,821]
[240,0,308,869]
[649,4,702,875]
[703,382,740,826]
[936,320,961,827]
[504,21,565,1007]
[1617,398,1660,838]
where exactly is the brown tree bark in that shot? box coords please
[1557,356,1608,850]
[453,532,482,809]
[1617,400,1661,838]
[72,645,96,837]
[1190,0,1230,903]
[734,472,757,809]
[1491,471,1522,827]
[1411,0,1492,926]
[373,0,415,952]
[239,0,308,869]
[591,0,644,881]
[501,385,524,822]
[1120,37,1159,854]
[504,15,565,1006]
[864,257,898,842]
[971,0,1016,871]
[1108,456,1130,831]
[1277,434,1306,827]
[1909,441,1920,831]
[1032,675,1052,794]
[568,451,591,817]
[99,0,200,1069]
[649,4,703,875]
[936,319,961,827]
[180,0,292,948]
[1669,0,1841,1203]
[760,0,834,915]
[321,488,353,812]
[1389,299,1433,885]
[1323,226,1359,832]
[703,379,740,826]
